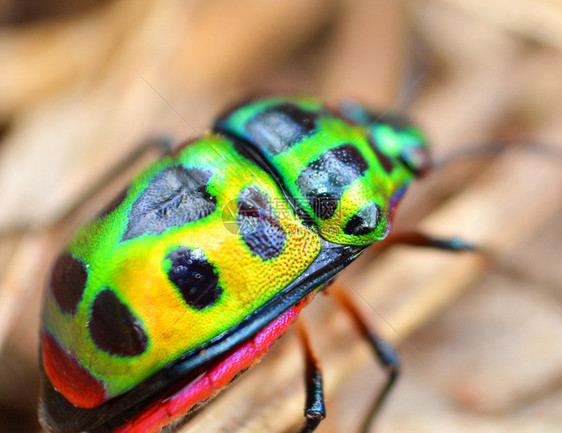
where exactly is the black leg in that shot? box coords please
[59,136,174,223]
[0,136,174,239]
[331,286,400,433]
[296,321,326,433]
[378,231,476,252]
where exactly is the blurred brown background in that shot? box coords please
[0,1,561,432]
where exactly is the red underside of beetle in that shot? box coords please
[41,332,107,408]
[115,298,309,433]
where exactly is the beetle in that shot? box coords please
[39,95,470,433]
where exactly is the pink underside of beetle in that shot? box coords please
[115,300,307,433]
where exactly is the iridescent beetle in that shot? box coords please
[40,96,460,433]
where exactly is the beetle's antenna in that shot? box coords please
[433,139,562,169]
[396,27,431,112]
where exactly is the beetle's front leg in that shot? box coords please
[378,231,477,252]
[296,320,326,433]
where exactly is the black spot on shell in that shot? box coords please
[122,166,216,241]
[237,187,286,260]
[89,290,148,357]
[344,203,382,236]
[50,253,88,315]
[312,192,340,221]
[244,103,318,155]
[166,247,222,310]
[296,144,369,220]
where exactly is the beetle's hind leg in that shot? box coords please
[0,135,174,239]
[296,320,326,433]
[330,284,400,433]
[56,136,174,226]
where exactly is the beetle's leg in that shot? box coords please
[0,136,173,239]
[57,136,174,225]
[296,320,326,433]
[330,285,400,433]
[378,231,477,253]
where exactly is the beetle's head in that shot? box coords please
[338,100,431,177]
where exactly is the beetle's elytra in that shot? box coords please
[39,96,430,433]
